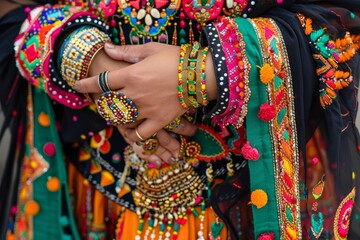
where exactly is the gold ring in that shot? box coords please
[135,127,146,141]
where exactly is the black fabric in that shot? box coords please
[293,3,360,219]
[0,6,31,239]
[249,0,360,18]
[211,166,250,240]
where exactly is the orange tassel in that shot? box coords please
[305,18,312,35]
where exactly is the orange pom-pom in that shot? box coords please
[250,189,268,208]
[47,177,60,192]
[24,200,40,216]
[6,232,15,240]
[38,112,50,127]
[259,64,275,84]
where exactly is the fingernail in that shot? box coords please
[105,42,115,49]
[169,157,177,164]
[148,163,156,169]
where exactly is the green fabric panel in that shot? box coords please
[32,88,80,239]
[277,107,287,126]
[236,18,280,238]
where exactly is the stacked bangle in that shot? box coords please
[178,43,191,111]
[195,45,209,107]
[59,26,110,89]
[177,42,209,111]
[201,24,230,118]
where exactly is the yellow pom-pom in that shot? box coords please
[38,112,50,127]
[250,189,268,208]
[47,177,60,192]
[259,64,275,84]
[24,200,40,216]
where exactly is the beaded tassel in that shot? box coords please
[119,22,126,45]
[172,22,178,45]
[197,202,206,240]
[226,155,235,178]
[189,20,194,45]
[209,217,224,240]
[206,163,214,198]
[179,9,187,44]
[111,18,120,44]
[135,220,144,240]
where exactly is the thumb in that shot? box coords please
[104,42,161,63]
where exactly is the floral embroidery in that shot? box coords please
[334,188,356,240]
[297,14,360,108]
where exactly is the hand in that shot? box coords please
[117,117,197,165]
[75,42,187,141]
[83,43,198,164]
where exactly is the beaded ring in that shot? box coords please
[142,138,159,154]
[96,91,138,125]
[98,71,112,92]
[164,117,182,131]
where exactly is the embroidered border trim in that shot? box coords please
[250,17,301,239]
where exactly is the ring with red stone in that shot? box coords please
[142,138,159,155]
[96,91,138,125]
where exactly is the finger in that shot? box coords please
[74,69,127,93]
[166,117,197,137]
[116,126,132,144]
[126,118,164,142]
[105,42,164,63]
[156,129,181,158]
[132,143,161,167]
[147,155,162,169]
[153,145,174,164]
[133,142,174,168]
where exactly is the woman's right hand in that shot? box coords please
[76,42,216,143]
[86,46,198,166]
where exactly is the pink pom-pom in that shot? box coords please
[258,232,275,240]
[241,141,260,161]
[258,103,276,121]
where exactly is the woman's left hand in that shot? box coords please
[74,42,187,142]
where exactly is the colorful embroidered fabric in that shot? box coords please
[250,17,301,239]
[296,13,359,109]
[14,5,94,109]
[211,16,250,129]
[14,86,79,239]
[6,1,360,240]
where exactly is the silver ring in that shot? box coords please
[97,71,111,92]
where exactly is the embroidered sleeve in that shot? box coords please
[14,5,109,109]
